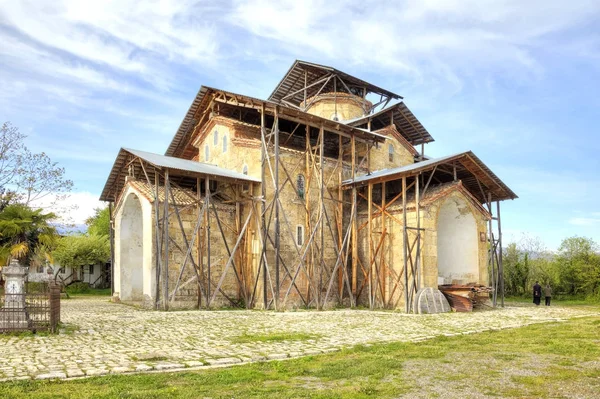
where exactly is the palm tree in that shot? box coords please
[0,204,58,267]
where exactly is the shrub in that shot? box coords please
[65,282,91,294]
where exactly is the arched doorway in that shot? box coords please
[437,196,478,285]
[119,193,144,301]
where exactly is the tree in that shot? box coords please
[0,204,58,266]
[0,122,25,189]
[85,207,110,237]
[0,121,73,210]
[52,234,110,270]
[16,149,73,207]
[0,122,26,210]
[503,243,526,296]
[555,236,600,297]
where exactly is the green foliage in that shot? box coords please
[504,235,600,299]
[555,236,600,297]
[85,207,110,237]
[65,282,91,294]
[52,234,110,269]
[0,203,57,266]
[503,243,529,295]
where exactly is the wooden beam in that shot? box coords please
[402,176,408,313]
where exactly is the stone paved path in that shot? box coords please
[0,297,597,381]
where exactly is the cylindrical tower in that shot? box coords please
[301,92,372,122]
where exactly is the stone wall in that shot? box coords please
[112,180,243,309]
[356,183,489,310]
[153,197,240,309]
[191,115,347,309]
[368,125,417,171]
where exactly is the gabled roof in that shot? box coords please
[342,151,517,203]
[165,85,210,158]
[165,86,388,159]
[100,148,259,202]
[346,102,434,146]
[268,60,402,108]
[364,180,491,220]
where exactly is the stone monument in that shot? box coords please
[0,258,31,330]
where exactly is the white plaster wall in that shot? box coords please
[436,196,479,284]
[82,264,104,287]
[113,184,154,302]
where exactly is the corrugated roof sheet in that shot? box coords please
[100,148,260,201]
[346,102,434,146]
[344,153,463,185]
[124,148,260,183]
[268,60,402,106]
[342,151,517,203]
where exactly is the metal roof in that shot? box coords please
[268,60,402,107]
[342,151,517,203]
[100,148,260,202]
[346,102,434,146]
[125,148,260,182]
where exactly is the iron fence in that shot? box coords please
[0,282,60,333]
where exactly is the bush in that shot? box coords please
[65,282,91,294]
[25,281,47,293]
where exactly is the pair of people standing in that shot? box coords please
[533,281,552,306]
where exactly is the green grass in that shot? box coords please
[505,295,600,306]
[65,288,111,297]
[231,332,321,344]
[1,315,600,398]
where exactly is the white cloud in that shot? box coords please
[230,0,600,92]
[0,0,220,85]
[33,192,104,226]
[494,165,600,205]
[568,217,600,226]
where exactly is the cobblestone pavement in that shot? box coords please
[0,297,597,381]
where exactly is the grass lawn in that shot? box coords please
[64,288,111,298]
[1,313,599,398]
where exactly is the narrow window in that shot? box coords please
[213,129,219,146]
[388,144,394,162]
[204,145,209,161]
[223,135,228,153]
[297,174,305,200]
[296,225,304,247]
[89,264,94,275]
[242,164,249,192]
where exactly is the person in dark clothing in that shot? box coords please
[544,284,552,306]
[533,281,542,306]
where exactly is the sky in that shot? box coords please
[0,0,599,250]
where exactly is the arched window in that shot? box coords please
[213,130,219,146]
[297,174,305,200]
[223,135,228,153]
[204,145,209,162]
[296,225,304,247]
[388,144,394,162]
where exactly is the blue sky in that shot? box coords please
[0,0,598,249]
